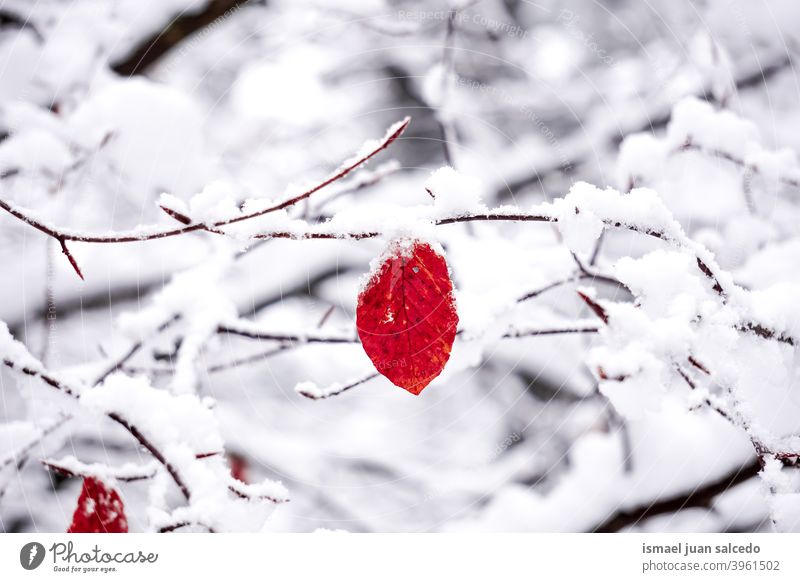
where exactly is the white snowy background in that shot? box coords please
[1,0,800,533]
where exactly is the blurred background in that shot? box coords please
[0,0,798,532]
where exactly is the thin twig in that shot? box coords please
[94,314,181,385]
[517,276,577,302]
[11,197,792,357]
[737,322,795,347]
[577,292,609,324]
[123,345,290,376]
[41,459,158,482]
[0,415,71,471]
[2,357,192,500]
[674,141,800,190]
[500,326,601,339]
[0,118,410,275]
[227,479,289,504]
[158,521,216,533]
[316,305,336,329]
[106,412,191,500]
[217,324,359,343]
[297,373,380,400]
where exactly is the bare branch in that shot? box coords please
[123,345,290,377]
[501,325,601,339]
[217,323,359,344]
[517,276,577,302]
[316,305,336,329]
[516,269,628,303]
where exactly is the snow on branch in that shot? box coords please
[42,456,159,482]
[0,415,71,472]
[0,117,410,278]
[0,323,286,531]
[217,321,359,344]
[296,373,380,400]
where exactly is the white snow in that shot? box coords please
[426,166,487,216]
[3,0,799,535]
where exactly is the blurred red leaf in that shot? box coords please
[67,477,128,533]
[357,240,458,395]
[229,453,249,484]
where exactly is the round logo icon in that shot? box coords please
[19,542,46,570]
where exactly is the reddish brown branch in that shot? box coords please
[517,277,576,301]
[42,451,223,483]
[696,258,725,297]
[217,324,359,344]
[297,373,380,400]
[597,367,628,382]
[106,412,190,500]
[232,119,410,227]
[501,326,601,339]
[0,118,409,249]
[1,357,192,501]
[227,480,289,504]
[159,204,193,225]
[517,265,628,303]
[688,356,710,375]
[41,459,158,482]
[123,346,290,376]
[577,292,609,324]
[58,240,84,280]
[737,322,795,347]
[3,359,80,398]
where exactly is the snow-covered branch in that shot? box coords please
[0,118,410,278]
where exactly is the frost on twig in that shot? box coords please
[0,117,410,278]
[1,323,286,531]
[295,373,380,400]
[42,456,159,482]
[4,1,800,537]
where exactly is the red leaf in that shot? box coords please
[67,477,128,533]
[357,240,458,395]
[229,453,249,484]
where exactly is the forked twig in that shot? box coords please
[0,118,411,278]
